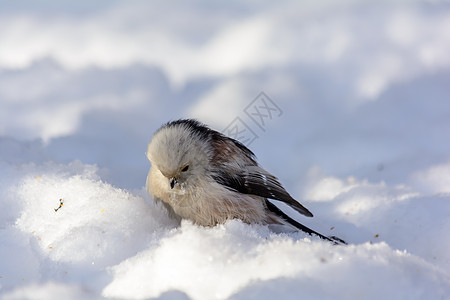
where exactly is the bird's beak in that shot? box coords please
[169,177,176,189]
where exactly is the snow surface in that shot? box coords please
[1,1,450,299]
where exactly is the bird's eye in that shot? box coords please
[181,165,189,172]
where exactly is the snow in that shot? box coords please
[1,1,450,299]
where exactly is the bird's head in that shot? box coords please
[147,119,213,191]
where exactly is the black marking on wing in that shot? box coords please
[211,170,246,193]
[244,170,313,217]
[212,168,313,218]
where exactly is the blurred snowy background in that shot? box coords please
[1,1,450,299]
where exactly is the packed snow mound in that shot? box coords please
[103,221,450,300]
[0,161,174,297]
[15,163,172,266]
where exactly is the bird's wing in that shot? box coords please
[244,166,313,217]
[212,165,313,217]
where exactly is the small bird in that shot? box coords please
[146,119,344,243]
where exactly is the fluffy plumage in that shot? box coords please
[146,119,344,243]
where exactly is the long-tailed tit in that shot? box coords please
[146,119,345,244]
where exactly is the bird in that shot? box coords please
[146,119,345,244]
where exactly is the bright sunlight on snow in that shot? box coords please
[1,1,450,299]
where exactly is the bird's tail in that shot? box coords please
[266,200,347,245]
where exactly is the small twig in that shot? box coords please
[54,199,64,212]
